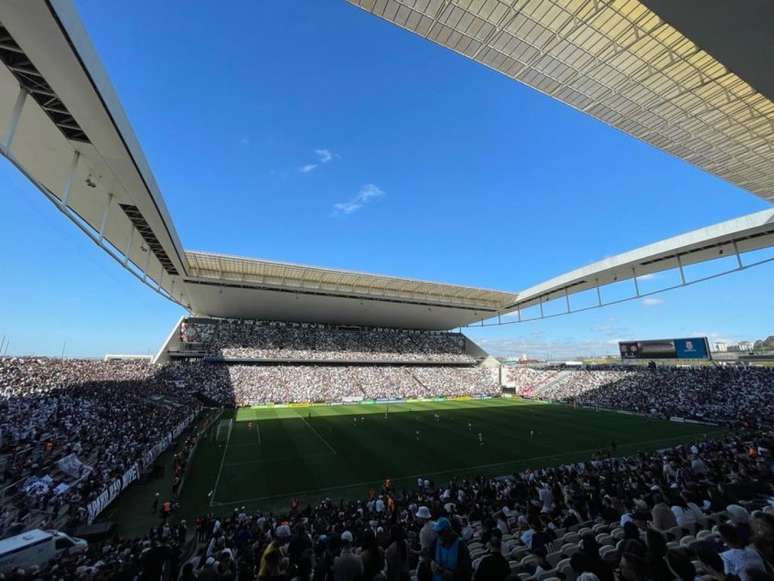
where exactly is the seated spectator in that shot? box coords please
[718,523,766,581]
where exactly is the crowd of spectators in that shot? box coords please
[180,319,474,363]
[3,354,774,581]
[162,363,501,406]
[505,366,774,426]
[15,426,771,581]
[0,358,201,535]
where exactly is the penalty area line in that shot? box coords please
[300,414,337,455]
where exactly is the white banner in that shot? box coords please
[86,412,197,523]
[57,453,92,478]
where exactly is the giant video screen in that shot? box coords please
[619,337,710,360]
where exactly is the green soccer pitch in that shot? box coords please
[178,398,720,515]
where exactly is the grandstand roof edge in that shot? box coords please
[506,208,774,312]
[185,250,519,301]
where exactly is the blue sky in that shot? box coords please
[0,0,771,358]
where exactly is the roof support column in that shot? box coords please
[595,279,602,306]
[564,288,571,313]
[123,226,135,266]
[732,241,744,269]
[632,268,640,297]
[676,254,686,285]
[142,247,151,281]
[60,150,80,208]
[97,193,113,241]
[2,87,27,152]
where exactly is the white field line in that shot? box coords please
[209,418,233,507]
[300,414,337,455]
[211,433,702,507]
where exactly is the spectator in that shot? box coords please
[474,528,509,581]
[718,523,766,581]
[422,517,472,581]
[386,525,411,581]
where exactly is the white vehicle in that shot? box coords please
[0,529,87,573]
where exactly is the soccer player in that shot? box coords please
[530,429,535,441]
[478,432,485,446]
[467,421,473,432]
[416,429,421,441]
[434,413,440,423]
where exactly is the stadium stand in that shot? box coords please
[2,383,771,580]
[505,366,774,427]
[0,358,200,536]
[157,317,502,406]
[177,318,476,363]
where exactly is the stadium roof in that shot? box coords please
[184,251,518,329]
[347,0,774,203]
[0,1,772,331]
[0,0,190,304]
[501,208,774,317]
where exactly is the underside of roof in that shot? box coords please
[183,251,518,329]
[347,0,774,203]
[0,0,190,306]
[504,208,774,313]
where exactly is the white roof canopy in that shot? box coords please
[347,0,774,203]
[504,208,774,314]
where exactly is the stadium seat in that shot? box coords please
[520,555,540,567]
[546,551,564,567]
[679,535,697,548]
[595,533,614,546]
[665,526,685,540]
[562,533,580,545]
[560,543,579,556]
[696,530,716,542]
[599,545,618,561]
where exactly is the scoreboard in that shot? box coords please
[619,337,711,360]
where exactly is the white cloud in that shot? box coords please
[637,272,659,281]
[298,148,339,173]
[315,148,335,163]
[239,136,250,146]
[641,297,664,306]
[332,184,385,216]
